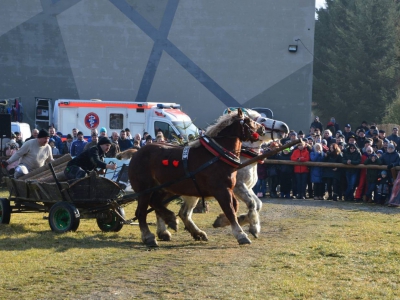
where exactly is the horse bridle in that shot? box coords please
[240,118,263,142]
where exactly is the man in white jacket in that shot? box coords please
[6,129,53,178]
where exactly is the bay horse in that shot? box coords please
[180,109,289,238]
[128,108,264,247]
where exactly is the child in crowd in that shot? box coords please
[376,170,393,205]
[49,138,60,155]
[266,142,280,198]
[310,143,325,200]
[322,143,343,201]
[253,160,267,198]
[364,153,382,202]
[278,147,293,198]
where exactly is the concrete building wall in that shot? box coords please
[0,0,315,132]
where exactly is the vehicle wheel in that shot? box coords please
[96,207,125,232]
[0,198,11,224]
[49,202,80,233]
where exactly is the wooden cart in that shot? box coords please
[0,155,132,233]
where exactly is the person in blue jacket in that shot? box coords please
[310,143,325,200]
[70,131,87,157]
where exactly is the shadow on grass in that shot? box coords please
[0,223,241,252]
[263,198,400,214]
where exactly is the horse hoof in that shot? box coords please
[143,236,159,247]
[168,221,178,232]
[249,227,259,239]
[238,237,252,245]
[193,232,208,241]
[145,240,159,247]
[158,232,172,241]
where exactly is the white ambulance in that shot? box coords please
[52,99,198,140]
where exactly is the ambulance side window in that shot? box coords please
[110,113,123,129]
[154,121,175,140]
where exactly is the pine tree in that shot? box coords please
[313,0,400,128]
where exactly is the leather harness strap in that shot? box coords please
[200,136,241,168]
[182,146,206,208]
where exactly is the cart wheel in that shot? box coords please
[0,198,11,224]
[49,202,80,233]
[96,207,125,232]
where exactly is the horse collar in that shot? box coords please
[241,147,259,158]
[200,136,241,168]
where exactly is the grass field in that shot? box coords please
[1,187,400,300]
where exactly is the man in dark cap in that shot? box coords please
[356,128,367,149]
[310,116,323,132]
[64,136,117,180]
[4,129,53,178]
[343,124,356,143]
[356,120,369,133]
[378,129,386,140]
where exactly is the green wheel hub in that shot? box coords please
[53,208,71,230]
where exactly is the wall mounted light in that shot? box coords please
[288,45,298,53]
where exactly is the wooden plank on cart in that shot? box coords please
[19,154,72,181]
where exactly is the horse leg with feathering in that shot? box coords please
[128,108,264,247]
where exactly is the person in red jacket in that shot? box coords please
[291,141,310,199]
[354,146,372,201]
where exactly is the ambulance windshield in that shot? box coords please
[172,121,199,141]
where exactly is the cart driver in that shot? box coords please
[3,129,53,179]
[64,136,117,180]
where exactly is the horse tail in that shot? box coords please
[116,148,138,160]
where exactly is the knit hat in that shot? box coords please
[381,170,387,176]
[336,130,342,135]
[377,150,383,154]
[97,137,112,146]
[49,138,55,143]
[66,134,73,139]
[298,130,304,135]
[388,143,395,150]
[77,131,84,136]
[99,127,107,134]
[37,129,50,138]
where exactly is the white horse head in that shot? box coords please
[228,108,289,151]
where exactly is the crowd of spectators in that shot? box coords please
[3,115,400,206]
[4,126,158,159]
[253,116,400,206]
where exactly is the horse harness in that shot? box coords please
[180,135,244,207]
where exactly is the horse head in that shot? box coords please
[219,108,264,143]
[244,109,289,142]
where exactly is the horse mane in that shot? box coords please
[205,111,241,137]
[243,109,261,120]
[190,111,242,148]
